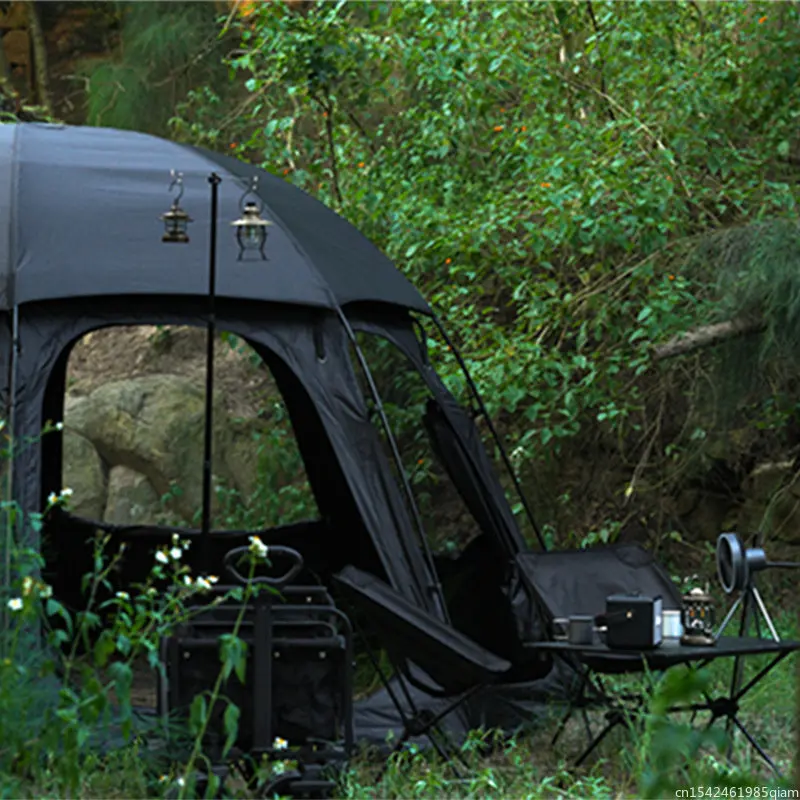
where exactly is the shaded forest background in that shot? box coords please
[8,0,800,562]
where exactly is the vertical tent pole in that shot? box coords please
[1,305,17,651]
[429,315,546,551]
[200,173,221,574]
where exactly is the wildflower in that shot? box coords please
[39,583,52,599]
[116,591,129,600]
[183,575,193,586]
[417,458,424,466]
[7,597,22,612]
[540,182,552,188]
[249,535,268,559]
[195,576,215,591]
[499,107,506,113]
[758,16,767,23]
[444,257,452,265]
[155,550,169,565]
[47,492,58,506]
[55,422,64,431]
[357,161,365,168]
[60,487,73,498]
[22,576,33,596]
[668,274,676,281]
[170,546,182,561]
[229,142,238,149]
[493,125,504,132]
[521,126,527,132]
[273,736,289,750]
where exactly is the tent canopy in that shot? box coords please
[0,123,429,314]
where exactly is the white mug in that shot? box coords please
[663,609,683,638]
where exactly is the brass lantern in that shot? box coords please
[680,587,716,646]
[231,177,272,260]
[161,171,193,243]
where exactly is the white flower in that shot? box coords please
[47,492,58,506]
[273,736,288,750]
[169,547,182,561]
[195,576,212,590]
[155,551,169,565]
[39,583,53,599]
[249,535,268,559]
[60,487,73,498]
[115,591,129,600]
[207,575,219,584]
[7,597,22,612]
[183,575,193,586]
[54,422,64,431]
[21,576,34,596]
[272,762,286,776]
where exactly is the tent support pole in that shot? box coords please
[336,310,449,624]
[429,315,546,551]
[200,173,221,575]
[1,305,17,650]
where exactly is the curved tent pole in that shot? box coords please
[335,309,450,624]
[428,314,546,551]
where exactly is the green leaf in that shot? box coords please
[93,629,115,668]
[189,693,208,737]
[222,702,241,758]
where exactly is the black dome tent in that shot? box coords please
[0,123,561,752]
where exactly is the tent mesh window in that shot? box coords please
[58,324,320,533]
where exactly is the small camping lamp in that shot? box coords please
[231,177,271,260]
[680,587,716,646]
[161,170,192,243]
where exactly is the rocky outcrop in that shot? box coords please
[63,373,263,525]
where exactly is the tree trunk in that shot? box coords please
[652,317,765,361]
[24,0,49,114]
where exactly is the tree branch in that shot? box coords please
[652,316,765,361]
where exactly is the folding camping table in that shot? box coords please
[529,636,800,774]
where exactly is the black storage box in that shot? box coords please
[605,594,663,650]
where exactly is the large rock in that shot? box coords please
[103,466,161,525]
[64,374,257,522]
[62,429,107,519]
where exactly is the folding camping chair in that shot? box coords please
[159,545,354,798]
[334,565,513,775]
[513,543,800,774]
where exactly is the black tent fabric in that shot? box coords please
[16,299,439,615]
[348,312,527,560]
[0,123,429,314]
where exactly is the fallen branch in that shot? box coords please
[652,316,765,361]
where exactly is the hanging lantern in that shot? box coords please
[161,170,193,243]
[680,587,716,646]
[231,177,272,260]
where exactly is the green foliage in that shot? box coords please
[168,1,800,541]
[80,2,229,135]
